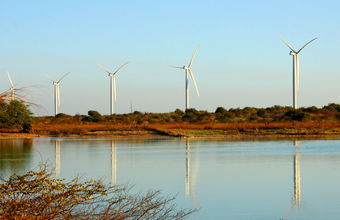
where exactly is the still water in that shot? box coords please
[1,137,340,219]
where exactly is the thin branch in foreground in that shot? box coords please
[0,163,199,219]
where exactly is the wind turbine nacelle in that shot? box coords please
[183,66,189,70]
[290,51,296,56]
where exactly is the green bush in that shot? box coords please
[0,99,33,133]
[81,110,102,122]
[215,107,227,114]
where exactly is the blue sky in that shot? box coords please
[1,0,339,116]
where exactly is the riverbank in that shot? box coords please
[1,125,340,139]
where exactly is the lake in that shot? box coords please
[1,137,340,219]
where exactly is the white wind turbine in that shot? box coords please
[172,44,200,110]
[7,71,15,100]
[97,62,128,115]
[279,35,317,109]
[44,72,70,116]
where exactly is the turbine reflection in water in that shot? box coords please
[293,140,301,210]
[111,140,117,186]
[55,140,60,178]
[185,138,200,208]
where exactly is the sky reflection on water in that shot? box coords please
[1,137,340,219]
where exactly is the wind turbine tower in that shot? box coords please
[172,44,200,110]
[98,62,128,115]
[44,72,70,116]
[279,35,317,109]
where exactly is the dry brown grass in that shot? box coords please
[147,122,340,136]
[32,123,143,135]
[12,121,340,136]
[147,121,340,130]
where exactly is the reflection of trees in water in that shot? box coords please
[0,139,33,173]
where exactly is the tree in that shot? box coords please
[0,99,33,133]
[0,164,198,219]
[215,107,227,114]
[174,108,184,115]
[81,110,102,122]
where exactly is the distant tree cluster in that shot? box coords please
[33,103,340,126]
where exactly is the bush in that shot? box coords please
[174,108,184,115]
[0,164,198,219]
[215,107,227,114]
[133,111,142,115]
[81,110,102,122]
[283,110,310,122]
[257,109,267,118]
[0,99,33,133]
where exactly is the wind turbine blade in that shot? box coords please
[279,34,296,52]
[97,63,113,75]
[7,71,14,88]
[188,44,201,67]
[113,62,129,75]
[297,37,317,53]
[189,69,199,97]
[113,76,116,101]
[57,85,60,106]
[170,66,183,69]
[58,72,70,83]
[44,73,56,82]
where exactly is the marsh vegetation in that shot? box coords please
[2,102,340,137]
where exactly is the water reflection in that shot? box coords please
[55,140,60,177]
[111,140,116,186]
[2,137,340,219]
[0,139,33,174]
[185,138,200,208]
[293,140,301,210]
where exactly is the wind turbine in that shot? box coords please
[7,71,15,100]
[97,62,128,115]
[172,44,200,110]
[44,72,69,116]
[279,35,317,109]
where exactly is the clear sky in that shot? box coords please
[1,0,339,116]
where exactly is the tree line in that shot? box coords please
[36,103,340,125]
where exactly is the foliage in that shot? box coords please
[30,103,340,136]
[0,99,33,133]
[81,110,102,122]
[215,107,227,114]
[0,164,198,219]
[174,108,185,115]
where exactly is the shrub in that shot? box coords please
[174,109,184,115]
[0,99,33,133]
[81,110,102,122]
[257,109,267,118]
[0,164,198,219]
[215,107,227,114]
[283,110,311,122]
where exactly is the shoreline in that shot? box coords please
[1,130,340,139]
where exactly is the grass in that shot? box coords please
[3,119,340,137]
